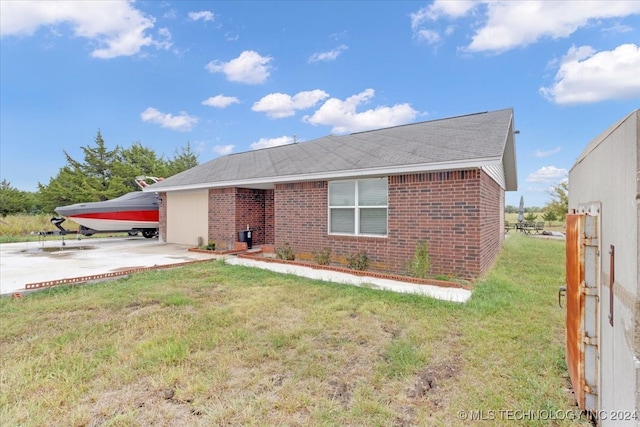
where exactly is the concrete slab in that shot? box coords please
[1,237,471,303]
[225,257,471,303]
[0,237,217,295]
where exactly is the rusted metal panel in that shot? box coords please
[565,211,600,414]
[565,213,585,409]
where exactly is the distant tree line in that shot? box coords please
[0,131,198,216]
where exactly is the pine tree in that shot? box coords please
[37,132,200,213]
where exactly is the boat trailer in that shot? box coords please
[36,217,157,245]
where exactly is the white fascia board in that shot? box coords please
[145,157,501,193]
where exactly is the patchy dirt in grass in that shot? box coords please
[406,356,462,400]
[125,299,161,317]
[396,332,464,426]
[328,379,352,408]
[83,381,205,427]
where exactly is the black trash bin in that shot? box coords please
[238,229,253,249]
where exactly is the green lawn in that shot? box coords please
[0,234,590,426]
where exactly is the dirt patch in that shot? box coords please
[83,381,204,427]
[396,330,464,425]
[406,357,461,400]
[328,379,352,408]
[125,299,161,317]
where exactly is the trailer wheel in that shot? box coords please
[142,229,157,238]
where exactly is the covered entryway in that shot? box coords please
[166,190,208,246]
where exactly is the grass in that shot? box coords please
[0,214,56,242]
[0,234,590,426]
[0,213,131,243]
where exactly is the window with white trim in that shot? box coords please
[329,178,388,236]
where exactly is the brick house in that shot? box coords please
[146,108,517,280]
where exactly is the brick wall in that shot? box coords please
[387,170,484,278]
[478,171,504,274]
[207,187,274,250]
[264,190,275,244]
[234,188,271,246]
[274,181,328,251]
[208,188,237,251]
[273,169,504,280]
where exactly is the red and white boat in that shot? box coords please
[54,177,161,238]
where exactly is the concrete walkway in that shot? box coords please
[1,237,471,303]
[225,256,471,303]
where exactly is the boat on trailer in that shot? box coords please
[54,176,161,238]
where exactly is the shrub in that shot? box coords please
[524,212,538,222]
[541,211,557,226]
[276,242,295,261]
[408,240,430,278]
[346,251,370,271]
[198,240,215,251]
[312,247,332,265]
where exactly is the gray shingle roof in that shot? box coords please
[149,108,516,191]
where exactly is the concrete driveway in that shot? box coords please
[1,236,472,303]
[0,237,217,296]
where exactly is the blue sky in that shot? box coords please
[1,1,639,208]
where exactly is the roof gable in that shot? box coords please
[149,108,517,192]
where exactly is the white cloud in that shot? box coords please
[416,29,441,45]
[602,23,634,34]
[410,1,640,53]
[308,45,348,63]
[0,0,167,59]
[411,0,475,26]
[303,89,418,134]
[526,166,568,183]
[205,50,273,84]
[140,107,198,132]
[188,11,214,22]
[534,146,561,158]
[202,95,240,108]
[410,0,475,46]
[540,43,640,104]
[213,145,234,155]
[250,136,295,150]
[224,31,239,41]
[252,90,329,119]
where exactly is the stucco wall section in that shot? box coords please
[166,190,209,246]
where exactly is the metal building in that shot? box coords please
[565,110,639,426]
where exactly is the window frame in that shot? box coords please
[328,177,388,237]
